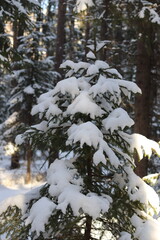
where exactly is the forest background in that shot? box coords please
[0,0,159,179]
[0,0,160,239]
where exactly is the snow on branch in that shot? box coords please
[25,197,56,236]
[66,122,103,149]
[8,45,160,239]
[131,214,160,240]
[66,91,105,119]
[47,159,112,219]
[103,108,134,133]
[119,132,160,160]
[75,0,95,12]
[139,5,160,24]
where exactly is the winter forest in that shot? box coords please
[0,0,160,239]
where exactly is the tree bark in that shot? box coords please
[100,0,110,60]
[13,17,18,49]
[84,216,92,240]
[84,154,93,239]
[10,150,20,169]
[0,19,10,54]
[48,148,59,167]
[25,143,32,184]
[134,21,154,177]
[44,0,55,57]
[55,0,67,74]
[68,1,75,59]
[84,19,90,59]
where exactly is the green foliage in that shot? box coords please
[0,206,30,240]
[0,1,160,240]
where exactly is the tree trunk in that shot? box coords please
[100,0,110,60]
[17,19,24,46]
[84,154,93,239]
[48,148,59,167]
[84,216,92,240]
[0,19,10,54]
[68,1,75,59]
[10,151,20,169]
[45,0,55,57]
[25,144,32,184]
[10,13,25,169]
[134,21,154,177]
[55,0,67,74]
[13,17,18,49]
[85,20,90,58]
[150,25,160,142]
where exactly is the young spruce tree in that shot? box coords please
[0,43,160,240]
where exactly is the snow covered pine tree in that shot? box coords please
[1,43,160,240]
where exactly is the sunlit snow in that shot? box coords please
[75,0,94,12]
[25,197,56,236]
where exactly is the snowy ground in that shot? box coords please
[0,156,47,203]
[0,155,47,239]
[0,154,160,240]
